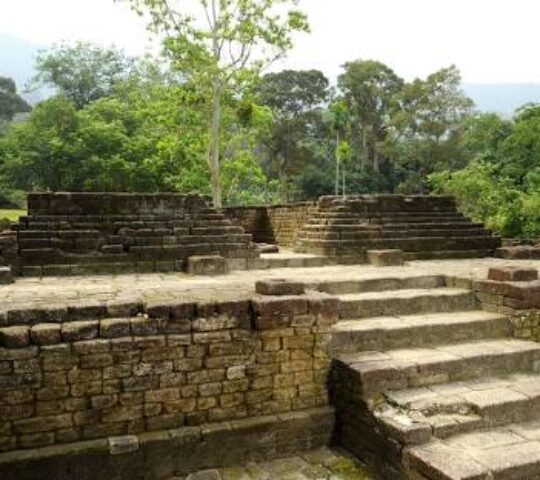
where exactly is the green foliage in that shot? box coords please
[0,209,26,222]
[429,162,524,236]
[338,60,403,172]
[30,42,134,108]
[118,0,309,207]
[1,39,537,237]
[0,68,210,193]
[0,76,31,123]
[386,65,474,192]
[257,69,330,201]
[430,106,540,237]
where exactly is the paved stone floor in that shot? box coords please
[1,256,539,312]
[171,447,377,480]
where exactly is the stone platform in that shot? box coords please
[294,195,501,261]
[6,193,259,276]
[0,257,540,480]
[0,257,537,314]
[173,447,375,480]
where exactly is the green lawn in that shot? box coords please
[0,209,26,222]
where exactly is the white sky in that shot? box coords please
[1,0,540,83]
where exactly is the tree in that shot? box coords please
[1,96,81,191]
[338,60,403,172]
[429,103,540,237]
[499,104,540,186]
[388,65,474,192]
[257,69,329,200]
[0,76,31,123]
[459,112,511,164]
[118,0,309,207]
[30,42,134,108]
[328,99,350,195]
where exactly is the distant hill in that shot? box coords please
[463,83,540,116]
[0,33,50,104]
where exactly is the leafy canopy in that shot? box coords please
[30,42,135,108]
[0,76,31,123]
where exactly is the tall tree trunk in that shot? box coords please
[335,131,340,196]
[373,147,380,173]
[361,125,369,168]
[208,81,222,208]
[342,163,346,198]
[280,150,288,203]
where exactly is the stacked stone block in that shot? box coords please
[223,202,315,247]
[294,195,501,261]
[474,266,540,342]
[0,289,338,454]
[8,193,258,276]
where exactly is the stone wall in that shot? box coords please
[474,266,540,342]
[223,202,315,247]
[0,290,338,455]
[9,193,258,276]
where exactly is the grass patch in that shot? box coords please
[0,209,26,222]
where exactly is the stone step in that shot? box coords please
[408,421,540,480]
[302,221,485,230]
[306,217,468,226]
[332,311,510,352]
[405,249,495,261]
[384,373,540,444]
[338,288,476,319]
[333,339,540,396]
[316,275,446,295]
[296,236,498,253]
[309,211,463,219]
[296,228,491,241]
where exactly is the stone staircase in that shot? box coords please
[327,274,540,480]
[294,195,501,262]
[10,193,258,276]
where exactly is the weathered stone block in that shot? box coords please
[488,266,538,282]
[0,326,30,348]
[367,249,404,266]
[252,297,308,319]
[187,256,229,276]
[100,318,131,338]
[108,435,139,455]
[255,279,305,296]
[130,317,159,336]
[30,324,61,346]
[62,321,99,342]
[0,266,13,284]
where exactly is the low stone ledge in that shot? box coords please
[0,266,13,285]
[0,407,334,480]
[255,279,305,296]
[367,249,404,267]
[187,256,230,276]
[488,266,538,282]
[495,246,540,260]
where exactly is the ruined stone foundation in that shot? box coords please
[7,193,259,276]
[294,195,501,262]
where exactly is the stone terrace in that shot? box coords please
[1,256,540,480]
[1,257,539,314]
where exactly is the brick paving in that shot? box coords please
[172,447,377,480]
[1,257,539,313]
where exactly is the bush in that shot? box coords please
[429,161,538,237]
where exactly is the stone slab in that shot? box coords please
[488,266,538,282]
[187,256,230,276]
[367,249,405,267]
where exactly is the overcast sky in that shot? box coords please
[1,0,540,84]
